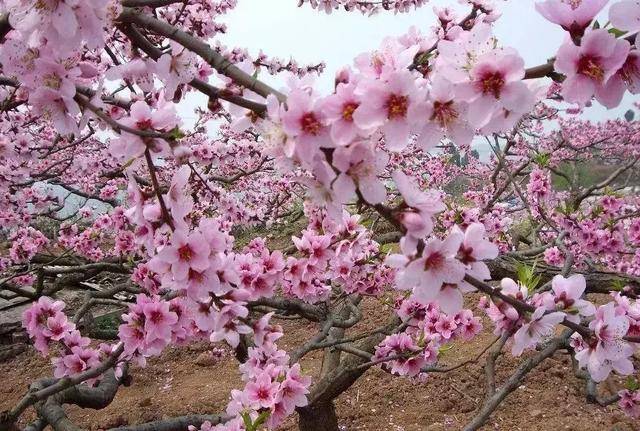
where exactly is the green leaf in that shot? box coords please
[591,205,603,217]
[168,126,185,140]
[240,412,253,431]
[625,376,640,391]
[608,27,627,38]
[516,260,542,293]
[438,344,453,354]
[415,51,432,66]
[533,152,550,167]
[557,201,571,216]
[610,279,627,292]
[254,410,271,429]
[379,243,398,255]
[122,157,136,170]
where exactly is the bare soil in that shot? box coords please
[1,299,638,431]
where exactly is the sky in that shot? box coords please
[216,0,635,120]
[220,0,563,85]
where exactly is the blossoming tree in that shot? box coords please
[1,0,640,430]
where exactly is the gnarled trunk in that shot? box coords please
[297,402,339,431]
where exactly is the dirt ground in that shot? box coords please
[1,298,638,431]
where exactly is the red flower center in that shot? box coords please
[40,309,55,323]
[198,302,211,315]
[188,268,204,283]
[386,94,408,120]
[554,291,575,308]
[149,310,164,324]
[300,112,322,135]
[457,245,475,264]
[178,244,193,261]
[432,100,458,128]
[257,387,271,400]
[136,118,153,130]
[424,251,444,271]
[577,55,605,82]
[479,71,506,99]
[50,324,64,336]
[342,102,359,121]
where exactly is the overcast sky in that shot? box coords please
[221,0,562,84]
[215,0,634,121]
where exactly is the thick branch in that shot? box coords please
[463,331,572,431]
[118,9,285,101]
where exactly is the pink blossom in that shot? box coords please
[321,82,368,146]
[454,309,483,340]
[42,313,73,341]
[277,363,311,412]
[252,312,284,347]
[592,302,632,360]
[63,330,91,350]
[142,300,179,346]
[395,231,466,311]
[374,333,425,376]
[555,29,630,106]
[6,0,108,54]
[53,346,100,378]
[22,296,65,334]
[280,84,330,161]
[110,100,179,160]
[166,166,194,229]
[527,167,552,202]
[29,86,80,135]
[618,389,640,419]
[332,141,388,204]
[105,58,155,93]
[155,43,198,100]
[511,307,565,356]
[409,77,475,150]
[152,230,211,281]
[549,274,595,322]
[609,0,640,33]
[598,49,640,107]
[435,23,495,82]
[574,302,634,381]
[353,70,420,151]
[245,371,279,409]
[435,315,458,339]
[455,222,499,286]
[392,170,445,241]
[456,51,535,128]
[536,0,608,38]
[118,311,145,356]
[543,246,565,266]
[482,278,528,335]
[211,301,252,348]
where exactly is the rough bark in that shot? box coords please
[297,316,401,430]
[487,255,640,294]
[297,402,339,431]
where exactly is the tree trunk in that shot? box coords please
[320,327,344,377]
[297,402,339,431]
